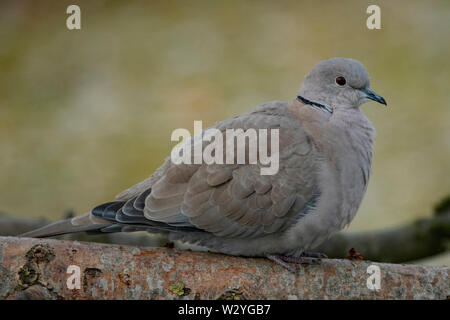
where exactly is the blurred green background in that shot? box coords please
[0,1,449,263]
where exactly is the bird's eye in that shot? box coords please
[335,76,346,86]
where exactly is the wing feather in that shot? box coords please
[94,101,320,240]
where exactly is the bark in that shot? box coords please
[0,236,448,300]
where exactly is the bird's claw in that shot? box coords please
[266,254,297,273]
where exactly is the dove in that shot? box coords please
[21,57,386,272]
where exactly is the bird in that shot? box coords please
[21,57,387,272]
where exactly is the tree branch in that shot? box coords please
[0,236,448,300]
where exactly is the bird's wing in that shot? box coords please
[21,101,321,239]
[101,100,321,238]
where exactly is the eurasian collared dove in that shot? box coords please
[21,57,386,272]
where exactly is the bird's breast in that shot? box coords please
[284,107,375,250]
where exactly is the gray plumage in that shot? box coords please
[21,57,386,261]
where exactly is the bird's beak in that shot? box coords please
[360,88,387,106]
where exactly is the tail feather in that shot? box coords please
[20,213,110,238]
[19,204,203,238]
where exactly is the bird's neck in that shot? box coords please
[289,99,375,159]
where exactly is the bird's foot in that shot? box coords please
[266,250,327,273]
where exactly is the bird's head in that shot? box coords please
[298,57,386,113]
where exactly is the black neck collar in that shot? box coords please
[296,95,333,114]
